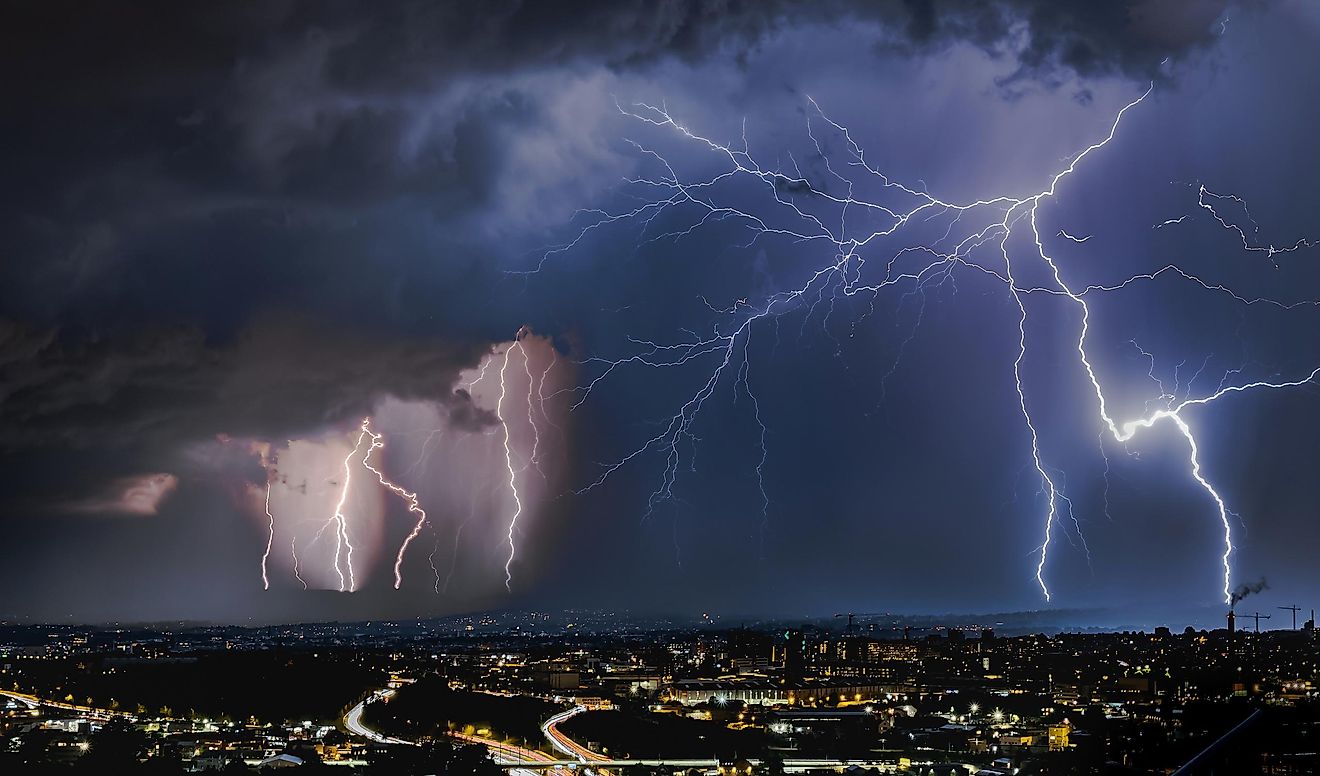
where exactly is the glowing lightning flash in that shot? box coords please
[522,338,547,478]
[259,355,544,592]
[536,85,1320,605]
[359,418,432,590]
[497,341,526,591]
[290,535,308,590]
[321,422,372,592]
[260,481,275,591]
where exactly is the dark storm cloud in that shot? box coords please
[445,389,501,433]
[2,0,1229,231]
[300,0,1228,85]
[1,1,1228,100]
[0,0,1232,439]
[0,0,1234,385]
[0,317,489,450]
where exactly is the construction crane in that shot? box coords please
[1245,612,1271,633]
[1278,605,1301,630]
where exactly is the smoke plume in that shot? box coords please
[1229,578,1269,607]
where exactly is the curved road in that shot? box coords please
[342,689,573,776]
[542,706,609,763]
[343,689,417,746]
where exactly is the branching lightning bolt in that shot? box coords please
[321,422,372,592]
[359,418,432,590]
[533,84,1320,604]
[522,338,547,479]
[258,338,547,593]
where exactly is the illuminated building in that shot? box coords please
[1048,722,1071,752]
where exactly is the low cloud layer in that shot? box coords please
[0,317,490,451]
[64,473,179,516]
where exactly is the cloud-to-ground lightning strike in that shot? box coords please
[540,85,1319,604]
[256,417,440,592]
[497,341,526,591]
[290,535,308,590]
[260,481,275,591]
[319,423,372,592]
[359,418,432,590]
[256,346,554,592]
[428,532,442,595]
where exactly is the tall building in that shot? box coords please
[774,629,807,683]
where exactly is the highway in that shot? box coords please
[342,689,417,746]
[540,705,612,775]
[343,690,909,774]
[541,706,603,761]
[451,729,575,776]
[0,689,138,722]
[342,689,573,776]
[0,690,39,709]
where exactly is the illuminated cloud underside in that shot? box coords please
[66,473,180,516]
[245,331,571,594]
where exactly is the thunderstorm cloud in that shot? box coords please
[2,0,1318,623]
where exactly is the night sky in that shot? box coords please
[3,1,1319,625]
